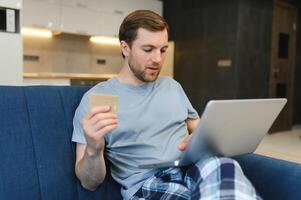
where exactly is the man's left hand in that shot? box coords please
[178,134,192,151]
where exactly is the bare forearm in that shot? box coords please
[75,148,106,191]
[75,106,118,190]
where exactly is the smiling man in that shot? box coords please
[72,10,261,200]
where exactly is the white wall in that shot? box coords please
[0,0,23,85]
[0,32,23,85]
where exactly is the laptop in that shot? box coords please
[138,98,287,169]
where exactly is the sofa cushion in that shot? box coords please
[0,86,41,199]
[235,154,301,200]
[24,86,82,200]
[0,86,122,200]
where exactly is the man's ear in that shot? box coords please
[120,41,130,57]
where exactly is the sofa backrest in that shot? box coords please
[0,86,122,200]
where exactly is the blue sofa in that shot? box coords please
[0,86,300,200]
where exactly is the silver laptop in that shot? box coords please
[138,98,287,169]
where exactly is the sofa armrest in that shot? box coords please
[235,153,301,200]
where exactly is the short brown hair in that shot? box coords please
[119,10,169,47]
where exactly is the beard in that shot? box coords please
[128,60,161,83]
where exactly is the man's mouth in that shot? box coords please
[146,67,159,72]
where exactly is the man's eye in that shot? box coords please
[161,49,167,53]
[144,49,152,52]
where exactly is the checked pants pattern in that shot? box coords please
[130,157,262,200]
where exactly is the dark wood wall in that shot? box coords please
[293,5,301,124]
[163,0,273,114]
[235,0,273,98]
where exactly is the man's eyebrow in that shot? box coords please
[141,45,155,48]
[141,44,169,48]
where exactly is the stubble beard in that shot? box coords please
[128,60,161,83]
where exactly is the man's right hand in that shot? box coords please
[82,105,118,156]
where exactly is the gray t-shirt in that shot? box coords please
[72,76,198,200]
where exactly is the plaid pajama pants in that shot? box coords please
[130,157,262,200]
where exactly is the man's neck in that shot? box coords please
[117,61,145,86]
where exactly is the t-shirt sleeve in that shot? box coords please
[175,80,199,119]
[72,93,89,144]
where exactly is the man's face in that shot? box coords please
[123,28,169,83]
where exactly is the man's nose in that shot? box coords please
[151,50,162,63]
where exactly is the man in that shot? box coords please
[72,10,260,200]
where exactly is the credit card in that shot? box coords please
[89,93,119,113]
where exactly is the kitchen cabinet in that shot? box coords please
[97,0,133,37]
[22,0,61,30]
[99,0,162,16]
[98,11,124,37]
[126,0,162,15]
[0,0,22,9]
[22,0,163,36]
[61,0,102,12]
[61,6,102,35]
[97,0,163,37]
